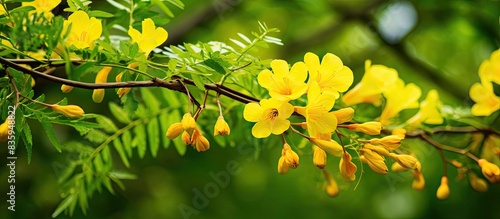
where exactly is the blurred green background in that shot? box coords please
[1,0,500,218]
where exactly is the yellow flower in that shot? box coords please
[194,133,210,152]
[181,131,191,145]
[257,59,308,101]
[61,84,73,93]
[295,82,337,137]
[323,169,339,197]
[389,153,418,169]
[469,172,488,192]
[243,98,294,138]
[407,89,443,125]
[391,162,409,172]
[310,138,343,157]
[469,81,500,116]
[92,67,112,103]
[313,146,327,169]
[0,119,9,142]
[166,122,183,139]
[347,122,382,135]
[63,11,102,49]
[339,151,357,182]
[214,116,230,136]
[342,60,399,106]
[117,87,131,98]
[51,104,85,118]
[380,78,421,125]
[22,0,61,19]
[370,135,403,151]
[128,18,168,56]
[360,149,388,174]
[277,156,289,174]
[436,176,450,200]
[181,113,197,135]
[0,4,6,16]
[282,143,299,169]
[478,49,500,85]
[392,128,406,139]
[304,52,353,98]
[477,159,500,183]
[363,143,390,157]
[332,107,354,124]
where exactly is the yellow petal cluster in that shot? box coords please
[310,138,343,157]
[407,89,443,125]
[278,143,299,174]
[22,0,61,19]
[258,60,308,101]
[243,98,294,138]
[166,113,210,152]
[128,18,168,56]
[380,78,421,125]
[304,52,353,98]
[347,122,382,135]
[369,135,403,151]
[214,116,230,136]
[478,159,500,183]
[360,148,388,174]
[63,11,102,49]
[342,60,398,106]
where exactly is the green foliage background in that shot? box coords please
[1,0,500,218]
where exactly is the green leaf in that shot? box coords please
[159,113,171,149]
[148,117,160,157]
[96,115,119,133]
[113,138,130,168]
[133,124,147,158]
[122,130,132,151]
[88,10,114,18]
[38,117,62,152]
[191,74,206,90]
[141,88,160,114]
[109,170,137,180]
[203,59,226,75]
[109,102,131,124]
[52,195,75,218]
[21,123,33,163]
[151,0,174,17]
[70,62,94,80]
[85,129,109,144]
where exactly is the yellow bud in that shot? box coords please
[181,131,191,145]
[436,176,450,200]
[389,153,418,169]
[116,72,124,82]
[278,156,290,174]
[391,128,406,139]
[95,66,112,83]
[391,162,409,172]
[214,116,230,136]
[61,84,74,93]
[51,104,84,118]
[347,122,383,135]
[0,119,9,142]
[360,149,388,174]
[469,172,488,192]
[92,89,105,103]
[339,151,357,182]
[166,122,183,139]
[310,138,343,157]
[332,107,354,124]
[117,87,131,98]
[323,169,339,197]
[370,135,402,151]
[282,143,299,169]
[181,113,197,135]
[412,170,425,191]
[30,76,36,87]
[313,146,327,169]
[195,135,210,152]
[478,159,500,183]
[363,143,390,156]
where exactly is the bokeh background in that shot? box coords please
[1,0,500,218]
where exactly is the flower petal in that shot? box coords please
[243,102,263,122]
[271,59,289,77]
[252,121,272,138]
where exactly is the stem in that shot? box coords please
[6,69,20,109]
[290,126,310,140]
[216,93,223,117]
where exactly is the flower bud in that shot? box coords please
[389,153,418,170]
[391,162,409,172]
[310,138,343,157]
[278,156,290,174]
[166,122,183,139]
[181,131,191,145]
[469,172,488,192]
[347,122,382,135]
[51,104,84,118]
[360,149,388,174]
[92,89,105,103]
[332,107,354,124]
[313,146,327,169]
[363,143,390,156]
[392,128,406,139]
[478,159,500,183]
[181,113,197,135]
[61,84,74,93]
[117,87,131,98]
[370,135,402,151]
[214,116,230,136]
[283,143,299,169]
[195,135,210,152]
[323,169,339,197]
[92,67,112,103]
[339,151,357,182]
[436,176,450,200]
[116,72,123,82]
[0,119,9,142]
[412,170,425,191]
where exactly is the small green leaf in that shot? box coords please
[133,124,147,158]
[88,10,114,18]
[38,118,62,152]
[151,0,174,17]
[21,123,33,163]
[148,117,160,157]
[191,74,206,90]
[85,129,109,144]
[113,138,130,168]
[96,115,119,133]
[203,59,226,75]
[122,130,132,150]
[52,195,75,218]
[109,102,131,124]
[109,170,137,180]
[141,88,160,113]
[159,113,171,149]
